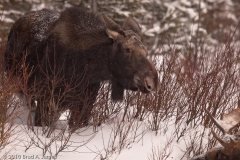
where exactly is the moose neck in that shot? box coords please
[53,17,115,84]
[73,30,114,84]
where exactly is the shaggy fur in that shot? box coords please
[4,7,158,131]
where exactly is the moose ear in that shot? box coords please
[101,13,125,39]
[123,17,141,34]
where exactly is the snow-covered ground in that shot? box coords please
[1,100,210,160]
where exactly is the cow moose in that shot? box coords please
[4,7,158,131]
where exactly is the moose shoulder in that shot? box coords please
[4,7,158,131]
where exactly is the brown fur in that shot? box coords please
[4,7,158,131]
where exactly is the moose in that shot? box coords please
[4,7,158,131]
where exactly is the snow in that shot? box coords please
[1,99,211,160]
[179,0,191,7]
[111,6,130,17]
[31,3,47,11]
[1,0,240,159]
[0,15,14,23]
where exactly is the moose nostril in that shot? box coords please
[145,77,154,91]
[147,84,152,90]
[145,80,152,90]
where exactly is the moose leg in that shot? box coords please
[68,83,100,131]
[34,100,42,126]
[80,83,100,125]
[34,99,53,127]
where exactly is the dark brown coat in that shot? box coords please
[5,7,158,131]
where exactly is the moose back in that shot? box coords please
[4,7,158,131]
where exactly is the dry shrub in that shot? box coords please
[16,50,100,157]
[2,16,240,160]
[0,42,24,158]
[145,36,240,159]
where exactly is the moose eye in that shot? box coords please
[125,48,131,53]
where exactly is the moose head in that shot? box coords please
[101,14,158,100]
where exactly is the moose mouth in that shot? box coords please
[134,76,155,93]
[137,85,149,93]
